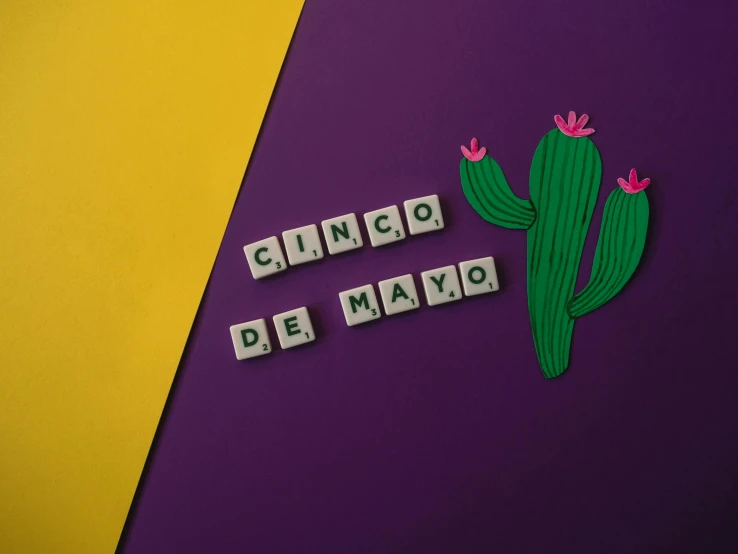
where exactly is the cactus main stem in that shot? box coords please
[527,130,602,377]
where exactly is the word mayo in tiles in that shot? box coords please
[242,195,443,279]
[230,257,500,360]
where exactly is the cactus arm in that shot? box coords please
[460,156,536,230]
[567,188,649,319]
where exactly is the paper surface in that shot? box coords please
[117,2,738,552]
[0,1,303,552]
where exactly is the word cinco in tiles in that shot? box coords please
[242,195,444,280]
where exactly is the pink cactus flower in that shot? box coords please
[461,138,487,162]
[617,168,651,194]
[554,111,595,137]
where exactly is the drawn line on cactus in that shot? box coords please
[465,163,496,218]
[472,160,517,218]
[603,193,630,306]
[488,162,535,225]
[589,193,645,314]
[590,192,624,313]
[532,132,557,277]
[578,193,614,310]
[564,141,583,263]
[532,129,602,374]
[532,133,558,373]
[553,140,585,369]
[461,156,534,228]
[597,192,632,310]
[602,196,637,305]
[571,143,599,358]
[491,160,534,220]
[590,194,631,313]
[560,140,598,368]
[550,134,577,373]
[534,133,560,372]
[463,163,525,227]
[622,198,645,288]
[606,197,633,303]
[461,163,490,219]
[528,134,547,301]
[487,161,523,216]
[568,140,589,282]
[558,137,589,368]
[465,161,501,220]
[494,161,537,225]
[475,158,525,220]
[570,180,600,302]
[556,138,592,368]
[569,190,648,318]
[543,136,573,370]
[547,136,571,264]
[568,193,615,316]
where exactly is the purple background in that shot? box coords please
[121,1,738,552]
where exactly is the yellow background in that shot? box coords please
[0,1,303,552]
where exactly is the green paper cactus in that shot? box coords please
[460,112,650,378]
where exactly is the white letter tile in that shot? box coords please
[403,194,444,235]
[273,307,316,349]
[230,318,272,360]
[378,274,420,315]
[364,205,406,247]
[243,236,288,280]
[459,257,500,296]
[421,265,462,306]
[282,224,324,266]
[321,213,363,255]
[339,284,381,326]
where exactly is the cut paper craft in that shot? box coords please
[553,111,595,137]
[0,2,304,554]
[618,168,651,194]
[460,137,487,161]
[460,113,650,378]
